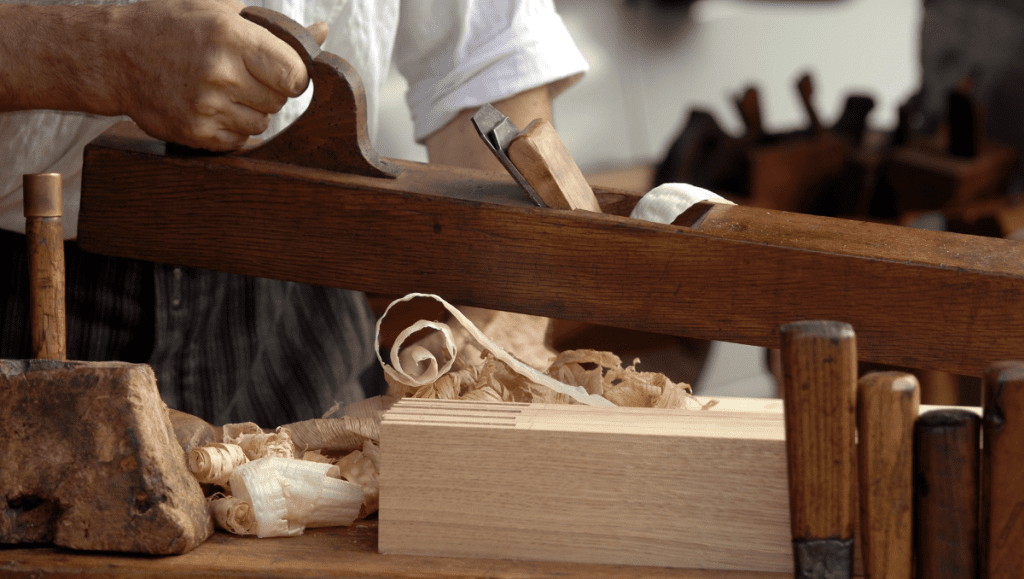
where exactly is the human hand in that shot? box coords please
[116,0,327,151]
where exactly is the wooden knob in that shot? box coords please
[23,173,66,361]
[779,320,857,578]
[914,409,979,579]
[857,371,918,579]
[981,361,1024,579]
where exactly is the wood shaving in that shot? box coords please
[221,422,262,444]
[224,426,295,460]
[191,293,717,536]
[188,443,248,489]
[229,457,363,538]
[207,493,256,535]
[376,293,612,406]
[283,394,398,454]
[334,440,381,518]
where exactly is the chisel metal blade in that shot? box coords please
[470,104,546,207]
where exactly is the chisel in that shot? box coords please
[780,320,857,579]
[980,361,1024,578]
[914,408,979,579]
[857,371,918,579]
[471,103,601,212]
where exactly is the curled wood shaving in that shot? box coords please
[225,426,295,460]
[375,293,612,406]
[208,493,256,535]
[188,443,248,488]
[229,457,363,538]
[221,422,263,445]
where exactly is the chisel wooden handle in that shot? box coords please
[857,371,918,579]
[780,320,857,578]
[734,87,763,140]
[914,409,979,579]
[507,119,601,212]
[23,173,66,361]
[981,361,1024,578]
[797,74,823,134]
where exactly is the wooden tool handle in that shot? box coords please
[857,371,918,579]
[23,173,66,361]
[734,87,763,140]
[779,320,857,578]
[981,361,1024,578]
[914,409,979,579]
[235,7,401,178]
[797,74,822,134]
[506,119,601,212]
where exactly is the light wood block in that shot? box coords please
[380,398,793,572]
[381,399,975,572]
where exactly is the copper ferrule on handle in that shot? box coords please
[24,173,63,218]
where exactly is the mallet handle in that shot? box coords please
[23,173,66,361]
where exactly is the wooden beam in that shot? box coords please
[79,129,1024,377]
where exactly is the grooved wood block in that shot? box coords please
[379,398,793,572]
[0,360,213,554]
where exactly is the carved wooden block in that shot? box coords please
[0,360,213,554]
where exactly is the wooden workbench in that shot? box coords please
[0,521,789,579]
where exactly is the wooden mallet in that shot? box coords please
[0,174,213,553]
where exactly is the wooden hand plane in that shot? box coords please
[79,8,1024,380]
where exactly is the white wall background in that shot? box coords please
[374,0,923,396]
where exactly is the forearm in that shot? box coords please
[424,85,554,172]
[0,3,128,116]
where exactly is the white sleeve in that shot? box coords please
[394,0,588,143]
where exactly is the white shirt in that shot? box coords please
[0,0,587,238]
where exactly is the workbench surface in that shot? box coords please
[0,520,792,579]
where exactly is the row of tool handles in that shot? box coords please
[779,320,1019,579]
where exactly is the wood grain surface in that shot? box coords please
[779,321,857,577]
[856,371,918,579]
[78,129,1024,378]
[379,399,792,573]
[913,409,980,579]
[0,520,792,579]
[507,118,601,212]
[980,361,1024,579]
[23,173,65,361]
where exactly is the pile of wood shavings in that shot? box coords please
[396,348,713,410]
[187,418,377,537]
[187,293,716,536]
